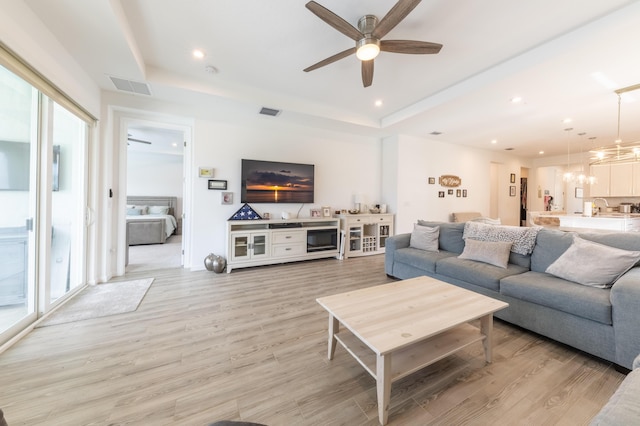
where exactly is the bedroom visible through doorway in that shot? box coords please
[126,124,185,273]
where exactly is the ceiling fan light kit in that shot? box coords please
[304,0,442,87]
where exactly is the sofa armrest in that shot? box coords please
[384,233,411,275]
[611,267,640,369]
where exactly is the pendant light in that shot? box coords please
[563,127,575,183]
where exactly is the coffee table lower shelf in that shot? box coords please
[335,323,484,383]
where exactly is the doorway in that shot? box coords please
[123,119,188,274]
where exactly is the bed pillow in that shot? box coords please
[148,205,170,215]
[546,235,640,288]
[410,224,439,252]
[127,207,143,216]
[458,238,512,268]
[137,205,149,215]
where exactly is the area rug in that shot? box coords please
[38,278,154,327]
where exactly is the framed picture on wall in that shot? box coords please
[510,186,516,197]
[575,188,583,198]
[208,179,227,190]
[199,167,214,178]
[510,173,516,183]
[221,192,233,205]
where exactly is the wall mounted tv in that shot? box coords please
[241,159,314,204]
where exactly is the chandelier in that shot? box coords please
[590,83,640,165]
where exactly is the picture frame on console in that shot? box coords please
[310,208,321,218]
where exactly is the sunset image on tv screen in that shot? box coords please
[241,159,314,203]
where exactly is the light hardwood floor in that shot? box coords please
[0,256,624,425]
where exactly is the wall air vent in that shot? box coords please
[259,107,281,117]
[108,76,152,96]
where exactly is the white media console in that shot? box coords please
[226,218,340,273]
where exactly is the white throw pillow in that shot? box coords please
[458,238,512,268]
[149,205,170,215]
[410,224,439,252]
[470,216,501,225]
[546,235,640,288]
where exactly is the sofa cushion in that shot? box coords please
[394,247,457,274]
[589,367,640,425]
[530,229,575,273]
[458,239,512,268]
[582,231,640,259]
[410,224,439,252]
[417,221,465,254]
[500,271,612,325]
[436,256,528,291]
[546,235,640,288]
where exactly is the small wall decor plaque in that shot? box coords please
[208,179,227,190]
[199,167,214,178]
[439,175,462,187]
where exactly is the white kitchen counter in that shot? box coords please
[557,214,640,232]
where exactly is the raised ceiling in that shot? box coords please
[24,0,640,158]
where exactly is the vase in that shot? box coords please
[204,253,226,273]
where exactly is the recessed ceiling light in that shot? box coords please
[539,151,545,155]
[192,49,205,59]
[374,99,383,107]
[563,118,572,123]
[491,139,497,144]
[511,96,522,103]
[172,143,178,147]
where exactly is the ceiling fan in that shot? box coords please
[303,0,442,87]
[127,133,152,145]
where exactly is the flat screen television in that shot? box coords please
[241,159,314,204]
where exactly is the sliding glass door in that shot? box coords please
[49,102,87,304]
[0,61,89,344]
[0,65,38,335]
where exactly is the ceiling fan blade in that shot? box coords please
[372,0,422,39]
[380,40,442,54]
[128,137,152,145]
[304,47,356,72]
[361,60,373,88]
[306,1,362,41]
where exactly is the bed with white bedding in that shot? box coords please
[126,196,178,245]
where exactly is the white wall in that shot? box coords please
[384,135,524,234]
[127,151,184,218]
[189,118,382,270]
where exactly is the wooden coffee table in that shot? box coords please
[316,276,509,425]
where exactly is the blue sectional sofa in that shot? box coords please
[385,221,640,370]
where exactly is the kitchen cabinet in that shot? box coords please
[610,163,634,196]
[589,164,610,197]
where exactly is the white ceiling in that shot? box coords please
[24,0,640,159]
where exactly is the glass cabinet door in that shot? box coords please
[252,234,267,257]
[349,226,362,252]
[231,234,249,260]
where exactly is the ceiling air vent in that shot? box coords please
[259,107,281,117]
[108,76,152,96]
